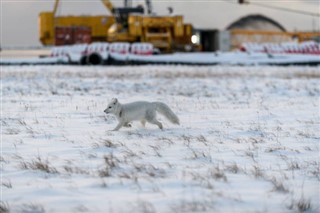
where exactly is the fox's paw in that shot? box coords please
[124,123,132,128]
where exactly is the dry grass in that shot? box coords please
[171,199,214,213]
[98,153,119,177]
[269,177,289,193]
[225,163,242,174]
[20,156,58,174]
[132,200,156,213]
[288,197,312,212]
[20,203,45,213]
[0,202,10,213]
[1,180,12,189]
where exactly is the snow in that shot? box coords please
[1,65,320,212]
[125,52,320,65]
[1,51,320,65]
[0,57,68,65]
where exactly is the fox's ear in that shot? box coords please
[112,98,118,104]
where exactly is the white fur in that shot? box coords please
[104,98,179,131]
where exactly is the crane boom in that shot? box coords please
[53,0,60,16]
[101,0,114,13]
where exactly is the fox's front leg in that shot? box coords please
[113,121,124,131]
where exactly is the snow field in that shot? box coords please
[1,65,320,213]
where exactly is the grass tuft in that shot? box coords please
[20,156,58,174]
[288,197,312,212]
[98,153,119,177]
[0,201,10,213]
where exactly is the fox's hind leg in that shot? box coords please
[146,118,163,129]
[151,119,163,129]
[146,109,163,129]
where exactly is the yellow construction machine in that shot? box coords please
[39,0,116,45]
[39,0,197,52]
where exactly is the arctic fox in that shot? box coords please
[104,98,180,131]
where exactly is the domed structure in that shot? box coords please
[226,14,286,32]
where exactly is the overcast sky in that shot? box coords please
[1,0,319,47]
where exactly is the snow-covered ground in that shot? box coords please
[1,65,319,213]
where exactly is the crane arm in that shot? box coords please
[101,0,114,13]
[52,0,60,16]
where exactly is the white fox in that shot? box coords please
[104,98,180,131]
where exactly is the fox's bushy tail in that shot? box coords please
[154,102,180,125]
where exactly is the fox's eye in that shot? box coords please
[109,106,112,109]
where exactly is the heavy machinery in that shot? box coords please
[105,0,194,52]
[39,0,197,52]
[39,0,115,45]
[111,12,194,52]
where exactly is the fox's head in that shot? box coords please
[104,98,119,114]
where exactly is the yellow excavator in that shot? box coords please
[39,0,197,52]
